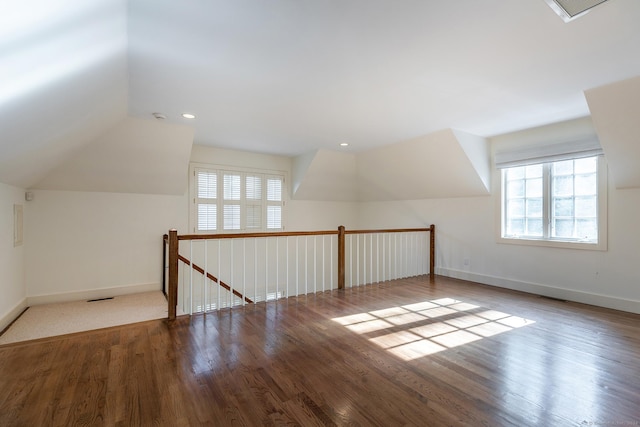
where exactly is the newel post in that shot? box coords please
[338,225,345,289]
[430,224,435,279]
[168,229,179,320]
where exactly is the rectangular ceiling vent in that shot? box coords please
[544,0,611,22]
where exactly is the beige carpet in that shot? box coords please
[0,292,169,345]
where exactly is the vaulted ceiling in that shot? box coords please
[3,0,640,193]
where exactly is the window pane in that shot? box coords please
[553,160,573,175]
[576,219,597,240]
[575,173,596,196]
[553,176,573,197]
[223,205,240,230]
[246,176,262,200]
[197,172,217,199]
[267,206,282,229]
[526,219,543,236]
[575,157,597,174]
[507,167,524,180]
[508,199,524,217]
[507,180,524,198]
[197,204,216,231]
[553,219,574,238]
[525,164,543,178]
[267,178,282,201]
[554,197,574,217]
[223,174,241,200]
[526,178,543,197]
[575,196,597,218]
[526,198,543,217]
[507,219,524,236]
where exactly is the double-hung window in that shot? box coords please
[192,165,285,233]
[497,139,607,250]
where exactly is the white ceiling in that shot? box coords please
[3,0,640,190]
[127,0,640,155]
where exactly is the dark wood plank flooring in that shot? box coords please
[1,275,639,426]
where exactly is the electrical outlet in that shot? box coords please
[463,258,470,267]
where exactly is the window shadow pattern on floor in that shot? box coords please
[332,298,535,361]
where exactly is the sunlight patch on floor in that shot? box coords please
[332,297,535,361]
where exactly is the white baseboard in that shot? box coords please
[0,298,28,333]
[437,267,640,315]
[27,283,162,306]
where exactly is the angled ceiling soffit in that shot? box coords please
[585,75,640,189]
[32,117,194,195]
[356,129,490,201]
[292,149,358,201]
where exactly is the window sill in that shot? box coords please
[497,236,607,251]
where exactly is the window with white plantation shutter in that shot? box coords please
[266,177,283,230]
[245,175,262,230]
[191,166,285,233]
[223,173,241,230]
[196,171,217,231]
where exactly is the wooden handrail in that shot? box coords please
[166,225,435,319]
[344,227,431,235]
[178,230,338,240]
[178,254,254,304]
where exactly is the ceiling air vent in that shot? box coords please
[544,0,611,22]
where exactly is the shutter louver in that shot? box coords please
[224,174,241,200]
[197,171,216,199]
[246,176,261,200]
[267,206,281,229]
[197,204,217,231]
[224,205,240,230]
[246,204,262,229]
[267,178,282,201]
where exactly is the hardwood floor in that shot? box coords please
[1,275,639,426]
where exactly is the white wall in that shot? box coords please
[0,183,27,330]
[20,146,358,305]
[18,134,640,314]
[25,190,187,303]
[358,119,640,314]
[358,184,640,313]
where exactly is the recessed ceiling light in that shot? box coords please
[182,113,196,119]
[340,142,349,147]
[152,112,166,120]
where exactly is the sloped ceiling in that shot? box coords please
[0,0,128,189]
[33,117,194,195]
[126,0,640,155]
[293,150,358,201]
[585,75,640,189]
[357,129,490,201]
[3,1,640,197]
[294,129,490,202]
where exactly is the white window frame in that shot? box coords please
[497,155,608,251]
[189,163,287,234]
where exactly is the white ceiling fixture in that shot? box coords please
[182,113,196,119]
[544,0,611,22]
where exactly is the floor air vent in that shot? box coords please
[87,297,114,302]
[544,0,610,22]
